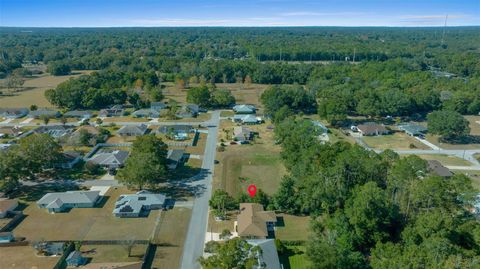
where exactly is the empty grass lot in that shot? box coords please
[151,207,192,269]
[0,71,93,108]
[14,187,158,241]
[0,246,60,269]
[219,147,286,196]
[362,132,429,150]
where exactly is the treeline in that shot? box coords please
[45,70,161,109]
[271,117,480,268]
[1,27,479,78]
[314,59,480,123]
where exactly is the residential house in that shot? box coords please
[0,199,18,218]
[167,149,186,169]
[233,126,253,143]
[246,239,282,269]
[68,125,103,145]
[98,106,124,117]
[66,250,87,267]
[232,114,262,125]
[37,190,101,213]
[151,102,167,111]
[117,124,148,136]
[427,160,453,177]
[233,104,256,114]
[87,149,129,169]
[176,104,199,118]
[35,242,65,256]
[236,203,277,239]
[57,151,82,169]
[113,191,167,218]
[28,109,60,119]
[0,232,14,243]
[63,110,93,119]
[311,121,328,134]
[0,108,29,119]
[157,125,194,141]
[0,126,23,138]
[33,125,74,138]
[132,108,160,118]
[356,122,389,136]
[397,123,428,137]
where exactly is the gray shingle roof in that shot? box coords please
[37,191,100,208]
[246,239,282,269]
[88,150,129,167]
[117,124,148,136]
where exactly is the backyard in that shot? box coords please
[0,246,60,269]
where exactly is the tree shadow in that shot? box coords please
[441,135,480,145]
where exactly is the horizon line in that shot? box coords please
[1,25,480,28]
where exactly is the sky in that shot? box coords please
[0,0,479,27]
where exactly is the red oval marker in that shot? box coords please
[247,184,257,198]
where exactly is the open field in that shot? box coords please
[0,71,93,108]
[425,134,480,150]
[279,245,311,269]
[163,82,269,110]
[0,246,60,269]
[14,187,158,241]
[362,132,429,150]
[151,207,192,269]
[80,244,147,263]
[412,154,472,166]
[217,146,286,196]
[275,214,311,241]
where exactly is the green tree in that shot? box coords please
[47,61,71,76]
[199,238,259,269]
[187,85,211,107]
[427,110,470,141]
[272,176,300,213]
[117,135,168,189]
[211,89,235,108]
[17,134,62,177]
[209,189,237,217]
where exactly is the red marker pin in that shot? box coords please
[247,184,257,198]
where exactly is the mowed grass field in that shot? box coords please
[279,245,311,269]
[275,214,311,241]
[218,146,286,196]
[80,244,147,263]
[362,132,429,150]
[163,82,269,109]
[0,246,59,269]
[408,154,473,166]
[151,207,192,269]
[14,187,158,241]
[0,71,93,108]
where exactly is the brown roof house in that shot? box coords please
[0,199,18,218]
[427,160,453,177]
[357,122,389,136]
[236,203,276,239]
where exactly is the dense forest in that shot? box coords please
[2,27,479,117]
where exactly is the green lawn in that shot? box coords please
[279,245,311,269]
[222,150,286,196]
[362,132,429,150]
[80,244,147,263]
[275,214,311,241]
[415,154,472,166]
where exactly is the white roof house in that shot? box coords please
[232,114,261,124]
[37,191,100,213]
[233,104,256,114]
[113,191,167,217]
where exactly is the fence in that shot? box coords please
[0,211,24,233]
[52,241,75,269]
[0,241,29,247]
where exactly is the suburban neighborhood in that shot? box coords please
[1,2,480,268]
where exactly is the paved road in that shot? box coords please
[180,110,220,269]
